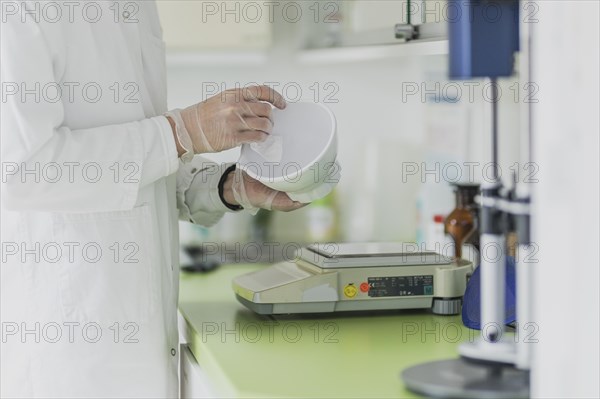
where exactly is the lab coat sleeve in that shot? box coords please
[0,12,179,213]
[177,158,237,227]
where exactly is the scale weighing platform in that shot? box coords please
[232,243,473,315]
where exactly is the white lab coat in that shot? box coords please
[1,1,232,397]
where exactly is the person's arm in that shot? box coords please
[178,158,306,227]
[176,158,237,227]
[1,14,179,213]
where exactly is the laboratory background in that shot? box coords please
[1,0,599,398]
[163,1,598,397]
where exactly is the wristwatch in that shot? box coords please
[218,164,243,211]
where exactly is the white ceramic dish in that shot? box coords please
[238,101,340,203]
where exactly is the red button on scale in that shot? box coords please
[360,282,369,293]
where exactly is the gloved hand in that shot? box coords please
[223,168,305,215]
[166,85,286,155]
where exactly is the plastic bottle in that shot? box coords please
[306,191,338,243]
[427,214,454,256]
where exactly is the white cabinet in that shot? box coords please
[334,0,447,46]
[410,0,448,24]
[180,345,216,399]
[156,1,271,50]
[347,1,406,31]
[155,1,447,52]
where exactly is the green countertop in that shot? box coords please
[179,264,477,398]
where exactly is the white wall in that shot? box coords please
[167,50,521,245]
[167,55,423,243]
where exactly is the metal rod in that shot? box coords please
[491,78,499,182]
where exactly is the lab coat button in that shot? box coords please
[191,168,197,174]
[171,348,176,356]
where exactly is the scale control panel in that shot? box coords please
[342,275,434,299]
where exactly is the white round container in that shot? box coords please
[238,101,340,203]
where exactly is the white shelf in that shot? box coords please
[165,39,448,68]
[166,50,269,67]
[297,39,448,65]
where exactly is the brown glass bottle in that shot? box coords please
[444,184,479,259]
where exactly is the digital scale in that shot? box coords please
[232,242,473,315]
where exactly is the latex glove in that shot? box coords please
[223,168,305,215]
[166,86,286,155]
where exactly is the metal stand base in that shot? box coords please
[401,358,529,399]
[459,338,518,366]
